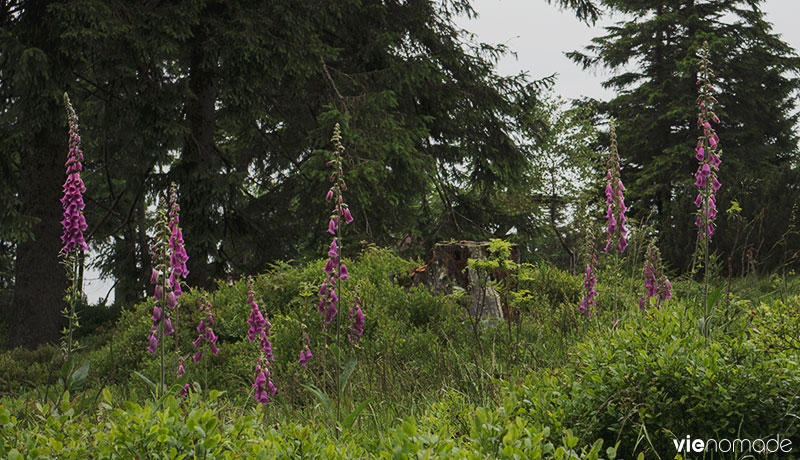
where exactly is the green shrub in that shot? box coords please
[750,296,800,352]
[0,344,61,392]
[510,306,800,457]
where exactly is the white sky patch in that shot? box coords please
[455,0,800,105]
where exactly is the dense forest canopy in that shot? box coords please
[1,0,798,349]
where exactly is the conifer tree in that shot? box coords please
[570,0,800,271]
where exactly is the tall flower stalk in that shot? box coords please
[318,123,355,423]
[146,193,182,397]
[167,184,189,374]
[168,183,189,301]
[694,42,722,314]
[604,118,627,310]
[639,240,672,311]
[349,289,365,343]
[147,196,175,397]
[192,300,219,393]
[604,118,628,254]
[60,93,89,360]
[299,325,313,367]
[247,281,276,406]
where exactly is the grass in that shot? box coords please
[0,249,798,458]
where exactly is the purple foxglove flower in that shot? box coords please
[180,383,190,398]
[150,269,159,285]
[193,335,203,349]
[247,299,267,342]
[255,388,269,405]
[660,280,673,300]
[163,318,174,336]
[177,358,186,377]
[695,147,704,162]
[579,245,597,318]
[694,45,722,246]
[606,214,616,234]
[343,207,354,224]
[327,217,337,234]
[154,285,163,300]
[326,189,334,201]
[349,302,365,343]
[299,347,313,366]
[166,291,177,309]
[210,341,219,356]
[603,118,627,253]
[641,241,671,310]
[147,334,158,354]
[339,263,349,280]
[260,335,274,363]
[324,303,338,324]
[328,239,338,258]
[151,306,162,323]
[192,349,203,363]
[60,94,89,254]
[694,171,707,189]
[324,258,336,275]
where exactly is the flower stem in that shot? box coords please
[66,251,80,360]
[335,140,343,429]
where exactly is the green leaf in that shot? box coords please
[341,397,374,431]
[302,384,332,415]
[102,387,113,405]
[68,359,90,390]
[339,357,358,391]
[706,285,724,311]
[133,371,157,391]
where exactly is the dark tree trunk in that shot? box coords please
[7,0,70,349]
[178,21,218,289]
[9,129,68,349]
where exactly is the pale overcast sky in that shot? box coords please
[456,0,800,101]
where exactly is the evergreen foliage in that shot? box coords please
[569,0,800,271]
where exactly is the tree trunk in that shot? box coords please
[9,129,68,349]
[7,0,70,349]
[178,22,218,289]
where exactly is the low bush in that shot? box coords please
[506,305,800,457]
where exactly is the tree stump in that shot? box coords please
[424,241,519,322]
